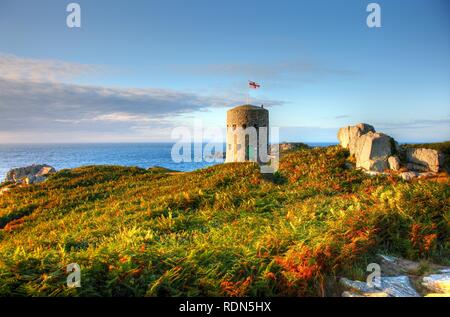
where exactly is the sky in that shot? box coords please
[0,0,449,143]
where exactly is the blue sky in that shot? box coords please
[0,0,449,143]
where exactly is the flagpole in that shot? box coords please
[247,81,260,105]
[247,86,250,105]
[246,81,249,105]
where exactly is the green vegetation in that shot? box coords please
[147,166,179,174]
[0,146,448,296]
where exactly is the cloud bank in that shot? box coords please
[0,54,282,142]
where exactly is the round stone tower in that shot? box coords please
[225,104,269,163]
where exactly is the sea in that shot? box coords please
[0,143,336,182]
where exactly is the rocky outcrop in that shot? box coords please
[337,123,375,155]
[354,132,396,172]
[341,276,420,297]
[338,123,446,177]
[5,164,56,184]
[277,143,310,152]
[338,124,396,173]
[269,143,310,158]
[406,148,442,173]
[270,143,310,155]
[341,255,450,297]
[422,270,450,294]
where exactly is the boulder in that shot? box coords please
[388,156,401,171]
[377,254,447,276]
[337,123,375,155]
[37,166,55,177]
[406,148,442,173]
[340,276,420,297]
[406,162,429,172]
[5,164,56,184]
[422,271,450,294]
[358,160,389,172]
[355,132,395,172]
[377,254,421,275]
[400,171,419,181]
[341,255,450,297]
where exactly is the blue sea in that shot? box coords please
[0,143,336,181]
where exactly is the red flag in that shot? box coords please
[248,81,260,89]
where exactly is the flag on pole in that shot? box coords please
[248,81,260,89]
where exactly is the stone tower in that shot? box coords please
[225,104,269,163]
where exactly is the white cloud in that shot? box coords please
[0,54,284,142]
[91,112,156,123]
[0,53,102,83]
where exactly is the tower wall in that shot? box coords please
[225,105,269,163]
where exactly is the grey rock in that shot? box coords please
[380,276,420,297]
[388,156,401,171]
[36,166,56,177]
[337,124,399,173]
[406,148,442,173]
[34,175,47,184]
[340,277,377,294]
[24,175,36,185]
[400,171,419,181]
[355,132,395,172]
[337,123,375,155]
[340,276,420,297]
[5,164,56,184]
[406,162,429,172]
[377,254,421,275]
[422,272,450,294]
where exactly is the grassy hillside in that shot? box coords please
[0,146,448,296]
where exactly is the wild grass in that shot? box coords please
[0,146,448,296]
